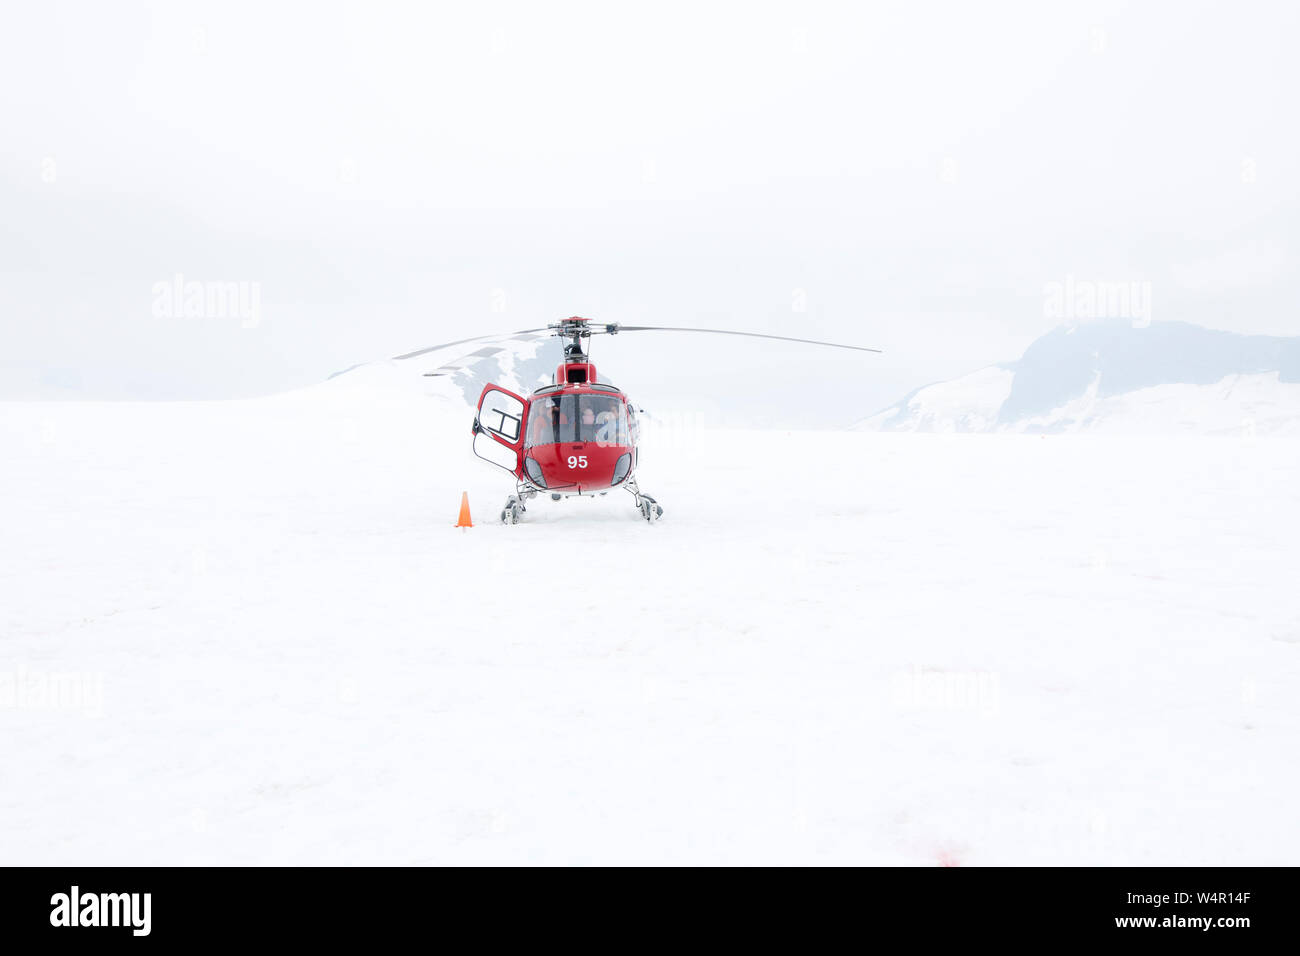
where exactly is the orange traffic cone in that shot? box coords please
[455,492,473,528]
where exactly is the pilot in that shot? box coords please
[531,403,562,444]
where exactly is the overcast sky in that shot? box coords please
[2,1,1297,423]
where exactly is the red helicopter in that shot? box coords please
[396,317,880,523]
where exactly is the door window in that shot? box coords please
[478,388,525,444]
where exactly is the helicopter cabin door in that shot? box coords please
[473,385,527,475]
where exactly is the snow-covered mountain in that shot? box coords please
[859,320,1300,435]
[329,333,566,410]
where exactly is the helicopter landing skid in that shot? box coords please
[624,477,664,523]
[501,480,661,523]
[501,485,537,525]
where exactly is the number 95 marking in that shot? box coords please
[567,455,589,469]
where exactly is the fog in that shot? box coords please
[3,1,1297,425]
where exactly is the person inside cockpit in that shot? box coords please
[530,401,562,445]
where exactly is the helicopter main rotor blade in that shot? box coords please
[610,326,882,353]
[419,339,559,378]
[392,328,549,362]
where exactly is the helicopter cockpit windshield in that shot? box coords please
[527,394,628,447]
